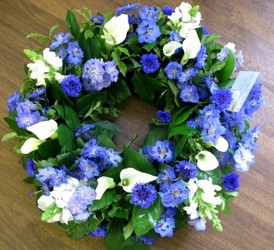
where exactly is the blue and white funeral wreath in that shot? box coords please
[3,2,264,249]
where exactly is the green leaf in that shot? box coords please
[142,126,168,147]
[171,105,198,127]
[109,205,130,219]
[79,35,102,60]
[55,151,80,166]
[66,10,80,39]
[26,33,49,44]
[1,132,18,142]
[219,78,235,89]
[24,49,43,61]
[142,41,157,52]
[88,190,116,212]
[189,5,199,17]
[57,124,75,151]
[49,24,59,38]
[215,50,235,81]
[107,79,131,104]
[123,221,134,239]
[203,34,220,45]
[131,72,164,103]
[132,196,163,237]
[168,123,196,138]
[74,92,107,116]
[4,115,29,136]
[111,51,127,76]
[210,61,226,72]
[55,104,80,131]
[95,120,120,138]
[38,139,61,158]
[123,148,157,175]
[41,203,61,221]
[174,136,188,158]
[84,29,94,40]
[47,82,72,106]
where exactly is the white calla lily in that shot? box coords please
[119,168,158,193]
[163,41,182,57]
[101,14,129,45]
[195,151,219,171]
[27,119,58,140]
[213,136,229,152]
[21,137,44,154]
[182,29,201,60]
[95,176,116,200]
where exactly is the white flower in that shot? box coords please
[184,200,199,220]
[43,48,63,68]
[119,168,158,193]
[101,14,129,45]
[225,42,236,53]
[95,176,116,200]
[233,146,254,172]
[37,195,54,211]
[26,119,58,140]
[55,72,65,83]
[21,138,44,154]
[212,136,229,152]
[182,29,201,59]
[179,2,192,21]
[60,208,73,224]
[163,41,182,57]
[27,60,49,86]
[195,150,219,171]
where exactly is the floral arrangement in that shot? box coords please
[3,2,264,249]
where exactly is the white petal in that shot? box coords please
[43,48,63,68]
[27,119,58,140]
[213,136,229,152]
[182,29,201,59]
[119,168,158,193]
[163,41,182,57]
[21,138,43,154]
[37,195,54,211]
[60,208,73,224]
[102,14,129,45]
[195,151,219,171]
[95,176,116,200]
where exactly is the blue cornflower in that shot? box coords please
[233,146,254,172]
[16,111,41,128]
[159,180,189,207]
[90,15,104,25]
[178,68,198,84]
[179,84,200,103]
[201,117,226,143]
[61,74,82,98]
[217,47,229,61]
[7,92,23,113]
[195,44,207,69]
[78,157,99,179]
[50,32,71,50]
[222,172,240,191]
[105,148,122,167]
[74,185,96,206]
[175,160,197,179]
[103,60,119,82]
[16,100,38,114]
[66,41,84,65]
[134,235,156,246]
[25,158,35,177]
[136,19,161,43]
[139,6,158,21]
[131,183,157,208]
[154,214,175,237]
[140,53,160,74]
[169,31,182,43]
[211,88,233,111]
[89,224,107,237]
[164,61,183,80]
[157,110,171,123]
[27,88,46,101]
[157,167,176,185]
[162,5,175,16]
[149,140,174,164]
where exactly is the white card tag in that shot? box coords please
[230,71,259,112]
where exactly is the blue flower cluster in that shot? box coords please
[131,183,157,208]
[143,140,174,164]
[79,138,122,175]
[82,59,119,92]
[7,89,48,129]
[136,6,161,43]
[154,208,176,237]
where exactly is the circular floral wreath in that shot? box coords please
[3,2,264,250]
